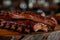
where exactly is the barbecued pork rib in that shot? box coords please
[0,10,58,33]
[0,19,23,33]
[8,11,57,27]
[0,19,51,33]
[8,11,44,22]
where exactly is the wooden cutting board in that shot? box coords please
[0,25,60,36]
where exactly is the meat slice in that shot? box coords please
[30,22,48,32]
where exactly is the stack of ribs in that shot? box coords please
[0,10,58,33]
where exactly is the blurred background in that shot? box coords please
[0,0,60,24]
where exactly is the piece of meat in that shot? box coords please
[0,10,7,20]
[30,22,48,32]
[0,19,6,28]
[0,10,58,33]
[8,11,57,27]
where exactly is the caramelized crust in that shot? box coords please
[0,10,58,33]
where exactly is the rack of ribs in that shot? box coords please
[0,10,58,33]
